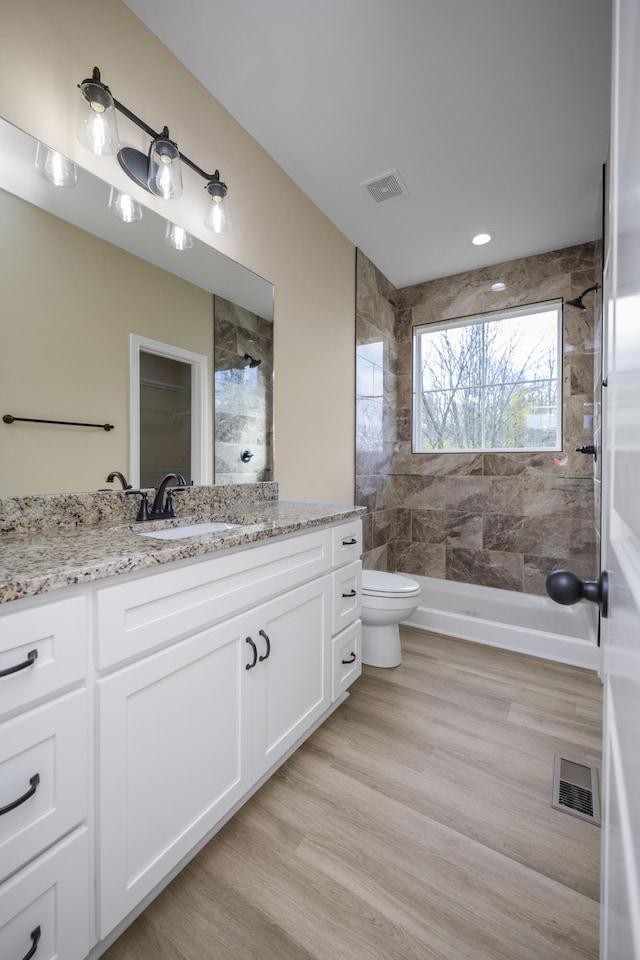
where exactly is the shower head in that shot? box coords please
[566,283,600,311]
[244,353,262,368]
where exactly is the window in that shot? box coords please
[412,300,562,453]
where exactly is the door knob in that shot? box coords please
[545,569,608,618]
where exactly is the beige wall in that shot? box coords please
[0,0,355,502]
[0,190,213,496]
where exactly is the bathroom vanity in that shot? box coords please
[0,493,363,959]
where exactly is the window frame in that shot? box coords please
[411,299,563,454]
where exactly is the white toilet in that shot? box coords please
[360,570,421,668]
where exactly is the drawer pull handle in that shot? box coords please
[21,927,41,960]
[0,773,40,817]
[258,630,271,662]
[342,652,357,665]
[342,538,357,546]
[0,648,38,678]
[342,589,357,598]
[245,638,258,671]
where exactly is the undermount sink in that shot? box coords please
[138,521,241,540]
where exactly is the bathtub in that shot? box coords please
[403,574,599,669]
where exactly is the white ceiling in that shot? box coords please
[122,0,611,289]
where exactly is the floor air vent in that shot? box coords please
[551,754,601,826]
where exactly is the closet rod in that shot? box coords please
[3,414,114,431]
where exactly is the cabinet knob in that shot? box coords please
[342,651,357,665]
[19,926,41,960]
[245,637,258,670]
[0,773,40,817]
[0,648,37,678]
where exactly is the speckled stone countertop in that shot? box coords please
[0,492,365,604]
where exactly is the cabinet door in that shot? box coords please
[248,577,331,780]
[97,618,251,938]
[0,827,90,960]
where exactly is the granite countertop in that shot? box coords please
[0,499,365,604]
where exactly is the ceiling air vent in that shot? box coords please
[360,170,409,206]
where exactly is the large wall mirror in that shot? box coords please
[0,117,274,497]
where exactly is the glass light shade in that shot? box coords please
[147,136,182,199]
[165,222,193,251]
[205,193,232,234]
[108,187,143,223]
[76,80,119,156]
[34,143,77,187]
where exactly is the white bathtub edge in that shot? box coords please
[403,598,599,671]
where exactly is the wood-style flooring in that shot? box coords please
[103,627,603,960]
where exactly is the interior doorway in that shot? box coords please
[130,335,209,489]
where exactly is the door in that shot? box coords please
[600,0,640,955]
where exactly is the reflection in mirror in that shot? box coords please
[0,117,274,497]
[214,297,273,484]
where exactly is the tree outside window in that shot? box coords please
[412,301,562,453]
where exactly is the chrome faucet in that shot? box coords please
[126,473,187,521]
[105,470,132,490]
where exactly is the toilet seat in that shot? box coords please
[362,570,420,599]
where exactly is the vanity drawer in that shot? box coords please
[331,561,362,636]
[0,597,86,722]
[0,690,88,883]
[0,826,90,960]
[96,528,332,669]
[331,519,362,568]
[332,620,362,700]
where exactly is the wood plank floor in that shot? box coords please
[103,628,603,960]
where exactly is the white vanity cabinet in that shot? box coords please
[0,596,90,960]
[0,514,362,958]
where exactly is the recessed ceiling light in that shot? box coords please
[491,282,506,291]
[472,232,493,245]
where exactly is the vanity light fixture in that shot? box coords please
[165,222,193,251]
[472,232,493,246]
[108,186,143,223]
[34,142,77,187]
[76,67,231,231]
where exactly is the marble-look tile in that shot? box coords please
[389,475,447,510]
[411,509,448,544]
[524,243,595,281]
[394,540,446,578]
[362,511,373,554]
[446,546,524,592]
[214,297,258,333]
[523,477,594,519]
[363,545,389,572]
[392,448,483,477]
[396,339,412,377]
[395,308,413,343]
[355,475,393,512]
[564,352,594,397]
[523,554,599,597]
[483,453,528,476]
[483,514,571,558]
[394,507,412,541]
[564,311,596,353]
[446,511,483,548]
[445,476,523,515]
[372,509,395,549]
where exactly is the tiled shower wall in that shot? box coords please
[214,296,273,484]
[356,244,600,594]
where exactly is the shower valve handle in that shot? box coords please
[545,569,608,618]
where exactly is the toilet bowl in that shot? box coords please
[360,570,421,668]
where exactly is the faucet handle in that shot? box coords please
[125,489,151,522]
